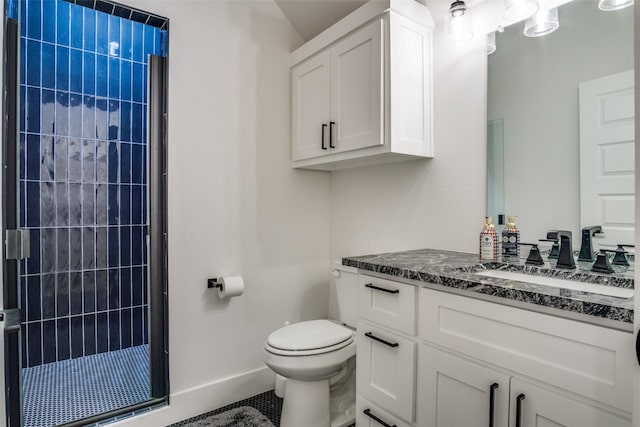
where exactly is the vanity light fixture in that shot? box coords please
[524,8,559,37]
[447,0,473,41]
[487,32,497,54]
[598,0,634,10]
[504,0,539,21]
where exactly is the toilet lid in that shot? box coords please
[267,320,353,352]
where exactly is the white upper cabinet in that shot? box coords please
[290,0,434,170]
[330,19,383,155]
[291,50,331,161]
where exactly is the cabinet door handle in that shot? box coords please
[489,383,499,427]
[636,331,640,364]
[365,332,399,348]
[321,124,327,150]
[329,121,336,148]
[363,408,397,427]
[365,283,399,294]
[516,393,526,427]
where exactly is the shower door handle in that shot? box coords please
[0,308,21,334]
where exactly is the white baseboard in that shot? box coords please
[110,366,276,427]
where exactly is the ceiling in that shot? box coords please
[274,0,457,42]
[274,0,576,45]
[274,0,369,41]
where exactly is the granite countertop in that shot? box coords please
[342,248,634,328]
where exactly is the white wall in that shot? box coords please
[109,1,331,425]
[328,18,488,315]
[330,25,487,258]
[487,0,633,243]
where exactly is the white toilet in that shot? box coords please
[263,263,358,427]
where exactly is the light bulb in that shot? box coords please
[598,0,634,10]
[447,0,473,41]
[524,8,559,37]
[487,32,496,55]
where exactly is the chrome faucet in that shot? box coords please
[578,225,602,262]
[554,230,576,269]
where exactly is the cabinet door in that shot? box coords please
[511,378,631,427]
[418,345,510,427]
[291,49,331,161]
[357,323,416,423]
[330,18,383,154]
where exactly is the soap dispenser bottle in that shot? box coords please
[480,217,498,260]
[501,216,520,258]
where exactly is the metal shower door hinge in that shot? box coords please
[0,308,21,333]
[5,229,30,260]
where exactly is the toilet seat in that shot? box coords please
[265,320,354,357]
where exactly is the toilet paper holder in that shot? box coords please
[207,278,222,289]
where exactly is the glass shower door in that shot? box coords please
[2,0,168,425]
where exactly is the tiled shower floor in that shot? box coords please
[23,344,150,427]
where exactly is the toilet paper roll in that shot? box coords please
[217,275,244,299]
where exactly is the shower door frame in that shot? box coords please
[1,2,170,425]
[2,13,22,427]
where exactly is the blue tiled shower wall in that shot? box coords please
[9,0,167,368]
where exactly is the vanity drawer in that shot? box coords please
[418,288,634,413]
[357,322,416,423]
[356,396,413,427]
[358,274,416,334]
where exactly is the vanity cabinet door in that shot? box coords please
[357,322,416,423]
[291,49,331,161]
[511,378,631,427]
[329,18,383,154]
[418,345,510,427]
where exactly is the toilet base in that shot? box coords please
[281,378,330,427]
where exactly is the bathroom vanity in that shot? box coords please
[343,249,635,427]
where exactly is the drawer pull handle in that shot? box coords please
[364,283,399,294]
[365,332,399,348]
[489,383,498,427]
[363,409,396,427]
[516,393,526,427]
[329,121,336,148]
[321,124,327,150]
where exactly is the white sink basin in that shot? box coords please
[475,270,634,298]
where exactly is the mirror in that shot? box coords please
[487,0,634,249]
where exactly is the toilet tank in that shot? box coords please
[332,261,359,328]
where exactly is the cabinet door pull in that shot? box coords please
[321,124,327,150]
[516,393,526,427]
[363,408,397,427]
[365,332,399,348]
[635,328,640,366]
[329,121,336,148]
[489,383,499,427]
[364,283,399,294]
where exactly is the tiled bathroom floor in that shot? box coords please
[170,390,357,427]
[169,390,283,427]
[22,344,150,427]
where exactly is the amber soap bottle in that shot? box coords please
[480,217,498,260]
